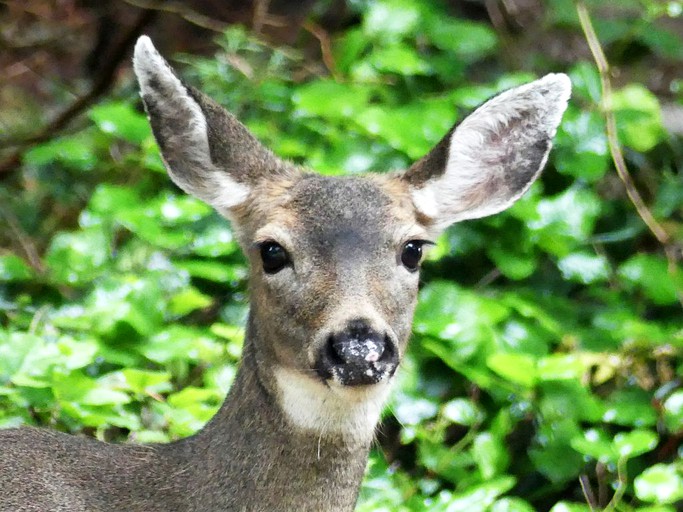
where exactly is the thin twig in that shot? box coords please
[576,2,669,245]
[475,268,502,289]
[578,473,598,511]
[302,20,339,80]
[576,1,682,306]
[252,0,271,35]
[0,204,44,273]
[122,0,227,33]
[0,9,157,178]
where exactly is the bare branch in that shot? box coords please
[0,8,157,178]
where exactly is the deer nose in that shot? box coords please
[331,319,386,365]
[317,319,398,386]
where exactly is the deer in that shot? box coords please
[0,36,570,512]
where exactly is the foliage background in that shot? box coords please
[1,1,682,510]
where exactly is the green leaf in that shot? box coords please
[362,0,422,39]
[82,274,168,336]
[487,244,538,280]
[90,102,151,144]
[473,432,508,478]
[139,326,218,364]
[549,503,592,512]
[633,506,677,512]
[554,107,609,182]
[529,441,584,483]
[613,84,665,152]
[425,16,498,61]
[570,428,618,463]
[121,369,172,395]
[602,389,658,427]
[531,187,602,254]
[415,282,509,364]
[190,224,239,257]
[441,398,484,426]
[487,353,536,387]
[613,429,658,459]
[569,62,601,104]
[367,44,431,75]
[56,337,99,370]
[24,132,97,171]
[491,498,535,512]
[393,394,439,426]
[662,390,683,433]
[438,477,515,511]
[557,252,610,284]
[634,464,683,504]
[53,372,130,406]
[169,287,213,316]
[355,99,456,159]
[174,259,245,283]
[333,28,369,75]
[637,25,683,60]
[618,254,682,305]
[0,332,44,381]
[293,81,370,120]
[0,254,33,282]
[537,355,587,381]
[45,227,110,285]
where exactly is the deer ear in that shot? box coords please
[133,36,292,213]
[401,74,571,231]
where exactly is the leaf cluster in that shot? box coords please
[1,1,682,510]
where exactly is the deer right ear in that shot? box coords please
[133,36,289,213]
[401,74,571,232]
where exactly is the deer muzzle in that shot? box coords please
[315,318,399,386]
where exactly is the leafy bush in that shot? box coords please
[1,1,681,510]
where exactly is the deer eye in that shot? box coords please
[401,240,426,272]
[260,242,290,274]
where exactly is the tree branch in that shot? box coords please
[0,8,157,178]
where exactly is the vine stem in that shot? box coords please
[575,1,682,306]
[575,2,669,245]
[604,457,628,512]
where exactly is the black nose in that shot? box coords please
[330,319,386,365]
[317,318,398,386]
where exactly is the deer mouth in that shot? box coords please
[314,320,399,386]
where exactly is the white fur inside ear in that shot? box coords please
[133,36,249,210]
[274,367,391,445]
[413,73,571,228]
[411,186,440,220]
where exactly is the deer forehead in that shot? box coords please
[249,174,424,252]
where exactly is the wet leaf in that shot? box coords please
[634,464,683,504]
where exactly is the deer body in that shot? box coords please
[1,334,370,512]
[0,37,570,511]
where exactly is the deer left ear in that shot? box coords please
[401,74,571,231]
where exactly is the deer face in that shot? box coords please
[242,174,426,389]
[133,36,570,441]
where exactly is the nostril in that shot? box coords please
[326,335,345,365]
[377,334,395,363]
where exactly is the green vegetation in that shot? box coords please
[1,1,682,510]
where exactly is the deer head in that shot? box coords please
[133,36,570,444]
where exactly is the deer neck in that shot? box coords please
[172,316,377,511]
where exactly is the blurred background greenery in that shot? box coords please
[0,0,682,510]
